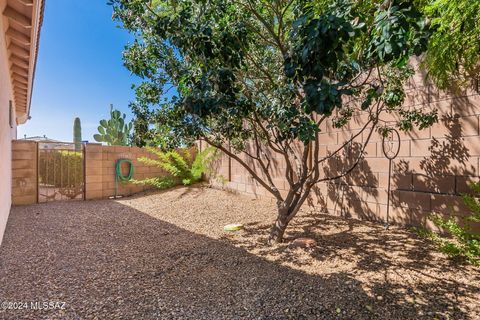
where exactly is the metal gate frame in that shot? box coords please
[36,142,86,203]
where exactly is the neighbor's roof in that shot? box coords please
[1,0,45,124]
[23,135,61,142]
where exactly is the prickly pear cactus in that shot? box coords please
[94,104,133,146]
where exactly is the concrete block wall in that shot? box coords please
[11,142,194,204]
[208,65,480,230]
[86,144,152,199]
[11,141,37,205]
[85,144,194,200]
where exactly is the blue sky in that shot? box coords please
[18,0,140,142]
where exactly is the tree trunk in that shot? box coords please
[269,210,289,243]
[269,186,313,243]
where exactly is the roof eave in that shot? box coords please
[2,0,45,125]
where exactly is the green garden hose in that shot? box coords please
[115,159,134,198]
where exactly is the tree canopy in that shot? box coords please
[110,0,479,241]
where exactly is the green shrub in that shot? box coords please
[420,183,480,266]
[132,147,218,189]
[38,150,83,187]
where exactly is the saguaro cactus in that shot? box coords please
[73,117,82,151]
[93,104,133,146]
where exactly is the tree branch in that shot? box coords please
[203,137,283,201]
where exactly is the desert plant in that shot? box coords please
[421,0,480,89]
[419,183,480,266]
[73,117,82,151]
[94,104,133,146]
[133,147,218,189]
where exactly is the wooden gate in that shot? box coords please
[37,142,85,203]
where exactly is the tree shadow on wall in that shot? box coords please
[207,142,284,197]
[395,64,479,195]
[392,112,477,226]
[308,142,380,222]
[409,113,472,193]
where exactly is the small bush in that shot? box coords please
[132,146,218,189]
[420,183,480,266]
[132,176,176,189]
[38,150,83,187]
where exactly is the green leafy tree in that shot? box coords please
[130,102,153,147]
[94,104,133,146]
[111,0,438,242]
[73,117,82,151]
[130,101,185,149]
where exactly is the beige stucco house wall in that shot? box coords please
[0,0,44,245]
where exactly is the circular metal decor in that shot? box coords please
[381,128,400,229]
[381,128,401,160]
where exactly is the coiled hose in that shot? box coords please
[115,159,134,198]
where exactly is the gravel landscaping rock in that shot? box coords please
[0,185,478,319]
[290,238,317,249]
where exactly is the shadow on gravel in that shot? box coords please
[0,200,475,320]
[227,213,479,320]
[1,201,373,320]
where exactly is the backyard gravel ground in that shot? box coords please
[0,185,478,319]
